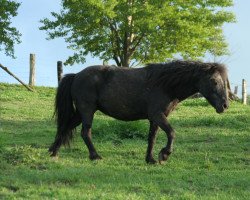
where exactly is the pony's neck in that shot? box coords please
[163,70,200,101]
[146,63,201,101]
[174,80,199,101]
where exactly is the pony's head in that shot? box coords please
[198,64,229,113]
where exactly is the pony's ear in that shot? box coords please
[208,65,218,75]
[208,63,228,80]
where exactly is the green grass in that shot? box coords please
[0,83,249,200]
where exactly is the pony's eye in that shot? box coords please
[211,79,218,86]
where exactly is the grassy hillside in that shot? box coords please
[0,83,249,200]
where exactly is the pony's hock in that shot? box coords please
[50,60,229,164]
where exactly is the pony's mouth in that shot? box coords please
[207,98,228,114]
[216,107,225,113]
[216,103,229,113]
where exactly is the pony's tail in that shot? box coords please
[53,74,76,147]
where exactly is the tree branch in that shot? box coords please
[0,63,35,92]
[129,34,144,57]
[109,22,122,57]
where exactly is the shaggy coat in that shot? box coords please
[50,60,229,164]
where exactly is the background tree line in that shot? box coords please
[1,0,235,68]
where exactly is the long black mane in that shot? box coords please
[146,60,227,90]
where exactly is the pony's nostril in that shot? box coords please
[223,103,228,109]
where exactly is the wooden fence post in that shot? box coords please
[234,86,238,95]
[57,61,63,84]
[29,54,35,86]
[242,79,247,105]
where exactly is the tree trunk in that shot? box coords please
[120,1,134,68]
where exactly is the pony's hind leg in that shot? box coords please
[49,138,61,157]
[80,111,102,160]
[81,125,102,160]
[49,112,81,156]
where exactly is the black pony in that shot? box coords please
[49,60,229,164]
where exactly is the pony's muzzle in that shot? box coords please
[223,102,229,110]
[216,101,229,113]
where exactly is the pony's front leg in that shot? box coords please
[145,121,159,164]
[153,113,175,164]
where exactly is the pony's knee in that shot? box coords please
[169,130,175,139]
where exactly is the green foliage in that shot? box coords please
[0,83,249,199]
[0,0,21,58]
[40,0,235,67]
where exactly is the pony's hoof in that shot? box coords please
[49,151,58,157]
[146,157,157,164]
[51,156,59,161]
[89,154,102,160]
[158,150,171,164]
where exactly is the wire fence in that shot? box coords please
[0,58,87,87]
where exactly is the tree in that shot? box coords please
[0,0,21,58]
[40,0,235,67]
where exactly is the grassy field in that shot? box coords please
[0,83,249,200]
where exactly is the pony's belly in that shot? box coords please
[97,103,147,121]
[101,111,147,121]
